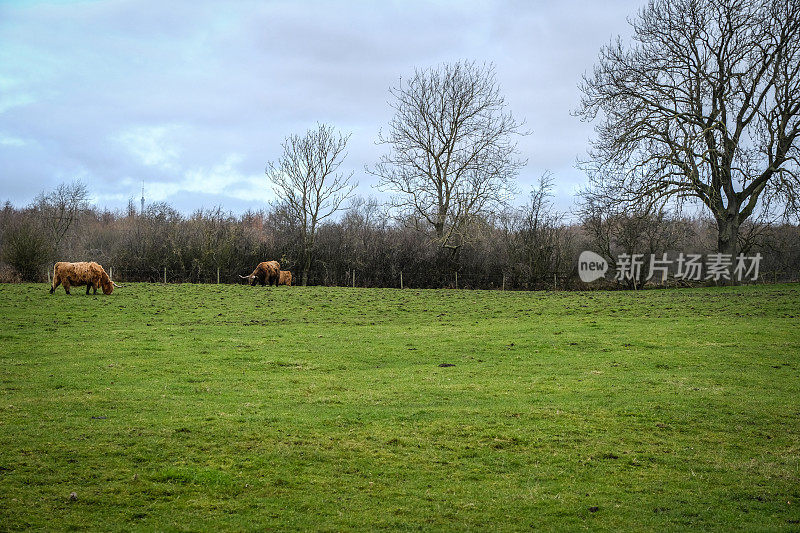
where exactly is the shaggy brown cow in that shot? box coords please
[50,261,121,295]
[278,271,292,286]
[239,260,280,286]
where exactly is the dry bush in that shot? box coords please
[0,263,23,283]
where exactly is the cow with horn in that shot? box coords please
[50,261,122,295]
[239,260,280,286]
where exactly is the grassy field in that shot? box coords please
[0,283,798,531]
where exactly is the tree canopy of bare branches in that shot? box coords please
[504,173,572,285]
[266,124,356,285]
[34,180,90,254]
[370,60,525,252]
[577,0,800,257]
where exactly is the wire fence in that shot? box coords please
[40,264,800,290]
[96,267,590,290]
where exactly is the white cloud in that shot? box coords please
[0,133,27,146]
[0,93,35,114]
[114,125,182,170]
[105,153,275,208]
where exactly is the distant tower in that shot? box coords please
[140,181,145,215]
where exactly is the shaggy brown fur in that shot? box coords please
[278,271,292,286]
[50,262,118,295]
[240,260,280,286]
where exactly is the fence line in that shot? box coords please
[36,264,798,291]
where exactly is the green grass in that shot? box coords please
[0,283,798,531]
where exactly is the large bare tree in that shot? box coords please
[577,0,800,258]
[266,124,356,285]
[370,60,525,253]
[34,180,90,256]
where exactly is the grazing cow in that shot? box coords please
[239,261,280,286]
[50,261,121,295]
[278,271,292,286]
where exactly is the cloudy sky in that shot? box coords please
[0,0,642,215]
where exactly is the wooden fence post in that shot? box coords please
[352,270,356,288]
[502,274,505,291]
[400,271,403,289]
[455,271,458,289]
[217,267,220,284]
[164,266,167,285]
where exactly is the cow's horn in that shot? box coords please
[112,281,123,288]
[239,274,249,279]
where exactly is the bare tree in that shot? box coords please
[34,180,90,256]
[507,173,568,285]
[266,124,356,285]
[370,60,525,254]
[577,0,800,258]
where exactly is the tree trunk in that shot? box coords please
[301,231,314,286]
[434,221,445,242]
[716,214,740,257]
[716,214,740,285]
[302,250,311,286]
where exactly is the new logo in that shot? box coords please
[578,251,608,283]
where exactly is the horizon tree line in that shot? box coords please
[1,181,798,288]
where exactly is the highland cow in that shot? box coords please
[278,271,292,286]
[239,260,280,286]
[50,262,121,295]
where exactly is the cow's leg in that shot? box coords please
[86,284,91,295]
[50,278,60,294]
[63,282,71,295]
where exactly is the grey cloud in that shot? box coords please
[0,0,643,214]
